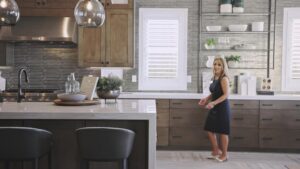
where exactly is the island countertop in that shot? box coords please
[0,99,156,120]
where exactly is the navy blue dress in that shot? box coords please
[204,77,231,135]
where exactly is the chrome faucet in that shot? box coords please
[17,68,29,103]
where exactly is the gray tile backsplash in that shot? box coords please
[0,0,299,92]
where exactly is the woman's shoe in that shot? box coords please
[215,157,228,162]
[206,154,218,159]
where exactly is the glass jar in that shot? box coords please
[65,73,80,94]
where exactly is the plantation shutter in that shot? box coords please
[291,19,300,79]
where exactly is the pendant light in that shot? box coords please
[74,0,105,28]
[0,0,20,26]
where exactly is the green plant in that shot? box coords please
[225,55,241,63]
[97,75,123,92]
[205,38,216,46]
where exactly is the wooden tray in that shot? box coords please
[53,99,101,106]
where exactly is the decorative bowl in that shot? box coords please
[57,93,87,102]
[97,90,120,99]
[206,26,222,32]
[228,24,248,32]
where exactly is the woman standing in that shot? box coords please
[198,56,231,162]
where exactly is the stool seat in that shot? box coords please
[0,127,53,169]
[76,127,135,169]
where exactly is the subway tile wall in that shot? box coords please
[0,0,299,92]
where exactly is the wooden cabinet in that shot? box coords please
[259,100,300,149]
[169,99,208,148]
[78,1,133,67]
[105,0,133,9]
[15,0,78,16]
[156,99,169,146]
[230,100,259,148]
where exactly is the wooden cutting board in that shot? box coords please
[53,99,101,106]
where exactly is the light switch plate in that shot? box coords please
[187,75,192,83]
[132,75,137,82]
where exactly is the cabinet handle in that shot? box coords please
[296,104,300,107]
[233,136,244,140]
[41,1,45,5]
[107,2,110,6]
[36,1,40,5]
[101,62,105,64]
[172,136,182,138]
[106,61,109,64]
[262,137,273,141]
[233,103,244,106]
[262,118,273,121]
[172,102,182,105]
[296,138,300,141]
[296,119,300,122]
[172,116,182,120]
[233,117,244,121]
[262,104,273,106]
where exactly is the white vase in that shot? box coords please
[206,56,215,68]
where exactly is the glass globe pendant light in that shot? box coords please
[74,0,105,28]
[0,0,20,26]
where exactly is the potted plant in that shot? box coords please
[204,38,216,49]
[97,75,123,101]
[225,55,241,68]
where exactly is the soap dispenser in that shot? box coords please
[0,71,6,92]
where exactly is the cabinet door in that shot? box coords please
[170,108,207,127]
[105,0,133,9]
[230,128,258,148]
[157,108,169,127]
[169,127,210,147]
[231,109,259,128]
[105,9,133,67]
[78,27,106,67]
[157,127,169,146]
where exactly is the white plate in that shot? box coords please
[206,26,222,32]
[57,93,87,102]
[228,24,248,32]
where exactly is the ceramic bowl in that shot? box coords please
[206,26,222,32]
[228,24,248,32]
[57,93,86,102]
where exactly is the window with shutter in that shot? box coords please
[282,8,300,91]
[138,8,188,91]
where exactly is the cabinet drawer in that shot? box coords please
[156,99,170,109]
[157,127,169,146]
[260,100,300,110]
[170,108,207,127]
[169,127,210,147]
[170,99,200,109]
[230,128,258,148]
[285,111,300,129]
[259,110,283,129]
[259,129,285,149]
[284,130,300,149]
[230,100,259,109]
[231,110,259,128]
[157,108,169,127]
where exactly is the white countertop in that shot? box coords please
[119,92,300,100]
[0,99,156,120]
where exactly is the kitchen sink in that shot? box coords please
[1,89,58,102]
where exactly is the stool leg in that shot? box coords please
[48,150,52,169]
[33,158,39,169]
[120,159,127,169]
[5,161,9,169]
[80,160,89,169]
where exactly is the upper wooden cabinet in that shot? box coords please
[78,5,133,67]
[15,0,78,16]
[105,0,133,9]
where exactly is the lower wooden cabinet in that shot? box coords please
[230,128,258,148]
[259,129,300,149]
[157,127,169,146]
[169,127,210,147]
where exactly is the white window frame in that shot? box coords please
[282,8,300,91]
[138,8,188,91]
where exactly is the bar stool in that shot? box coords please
[0,127,53,169]
[76,127,135,169]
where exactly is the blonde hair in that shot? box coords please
[213,56,230,80]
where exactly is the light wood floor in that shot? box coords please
[156,151,300,169]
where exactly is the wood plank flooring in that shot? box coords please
[156,151,300,169]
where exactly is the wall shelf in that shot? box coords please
[202,49,273,52]
[201,12,273,16]
[202,31,272,34]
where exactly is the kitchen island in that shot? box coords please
[0,99,156,169]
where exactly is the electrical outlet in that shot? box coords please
[132,75,137,82]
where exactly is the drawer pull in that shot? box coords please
[262,118,273,121]
[296,138,300,141]
[172,136,182,138]
[172,117,183,119]
[262,104,273,106]
[296,104,300,107]
[262,137,273,141]
[172,102,182,105]
[233,117,244,121]
[296,119,300,122]
[233,103,244,106]
[233,136,244,140]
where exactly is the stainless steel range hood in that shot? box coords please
[0,16,78,43]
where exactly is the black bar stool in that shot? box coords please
[76,127,135,169]
[0,127,53,169]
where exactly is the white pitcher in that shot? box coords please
[206,56,215,68]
